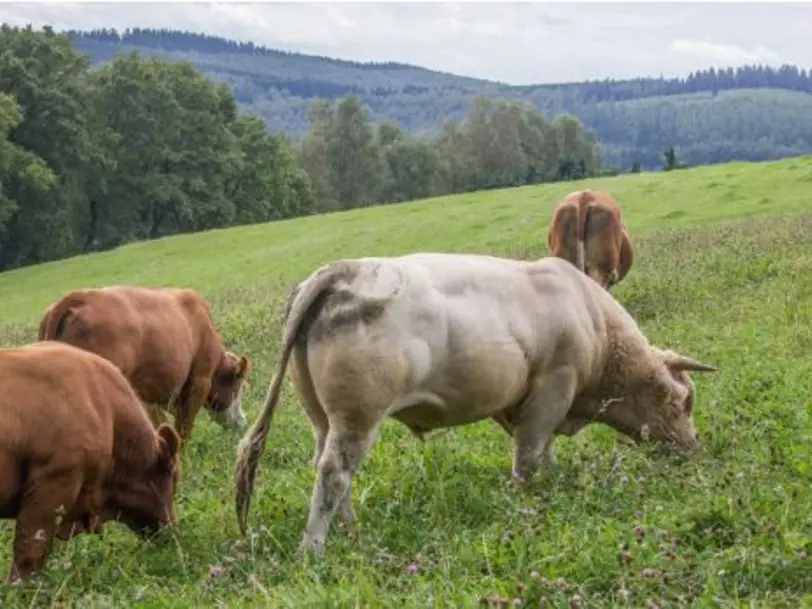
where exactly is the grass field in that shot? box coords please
[1,156,812,607]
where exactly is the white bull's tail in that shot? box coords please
[233,260,359,535]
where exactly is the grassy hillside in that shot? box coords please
[67,32,812,170]
[1,157,812,606]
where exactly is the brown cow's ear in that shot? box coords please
[238,355,250,378]
[156,424,181,470]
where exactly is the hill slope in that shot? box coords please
[2,155,810,324]
[1,156,811,606]
[67,29,812,169]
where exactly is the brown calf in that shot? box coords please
[547,189,634,289]
[0,341,181,584]
[38,285,251,446]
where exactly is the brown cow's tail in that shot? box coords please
[574,191,594,274]
[233,260,360,536]
[38,294,82,341]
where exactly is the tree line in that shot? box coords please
[66,28,812,170]
[297,96,602,213]
[576,88,812,169]
[0,25,603,272]
[68,27,413,72]
[0,25,314,271]
[71,28,812,101]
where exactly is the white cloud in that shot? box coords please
[671,38,780,66]
[0,2,808,85]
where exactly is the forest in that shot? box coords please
[67,28,812,169]
[0,25,602,272]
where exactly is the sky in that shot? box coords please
[1,2,810,85]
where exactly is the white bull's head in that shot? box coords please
[619,349,717,451]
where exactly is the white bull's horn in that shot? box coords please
[667,354,717,373]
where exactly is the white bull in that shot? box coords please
[234,253,717,553]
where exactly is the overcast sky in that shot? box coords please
[1,2,810,85]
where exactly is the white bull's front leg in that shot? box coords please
[493,410,562,468]
[511,366,578,484]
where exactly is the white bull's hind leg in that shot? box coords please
[300,421,380,554]
[302,407,357,528]
[337,479,357,525]
[511,367,578,484]
[542,435,558,467]
[290,347,358,530]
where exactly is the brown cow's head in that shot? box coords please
[106,424,182,538]
[206,352,250,430]
[602,348,717,451]
[54,514,104,541]
[587,266,617,291]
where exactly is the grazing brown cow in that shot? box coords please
[0,341,181,584]
[38,286,251,446]
[547,189,634,290]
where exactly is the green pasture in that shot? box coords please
[1,156,811,607]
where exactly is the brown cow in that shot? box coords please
[547,189,634,290]
[0,341,181,584]
[38,286,251,447]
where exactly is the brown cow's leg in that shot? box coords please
[617,230,634,283]
[54,462,107,541]
[144,402,170,429]
[10,468,83,584]
[55,516,98,541]
[174,376,211,448]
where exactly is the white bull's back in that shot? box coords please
[308,252,599,432]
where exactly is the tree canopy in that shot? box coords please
[0,25,605,271]
[5,24,809,272]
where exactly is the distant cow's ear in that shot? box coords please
[156,424,181,471]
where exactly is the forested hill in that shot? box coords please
[67,28,812,170]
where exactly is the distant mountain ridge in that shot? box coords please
[66,27,812,170]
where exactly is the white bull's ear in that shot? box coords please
[666,354,717,373]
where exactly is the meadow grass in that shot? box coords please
[1,156,811,608]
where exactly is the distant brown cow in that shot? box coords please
[547,189,634,289]
[0,341,181,584]
[38,286,251,446]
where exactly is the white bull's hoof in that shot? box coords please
[298,533,327,558]
[511,470,527,487]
